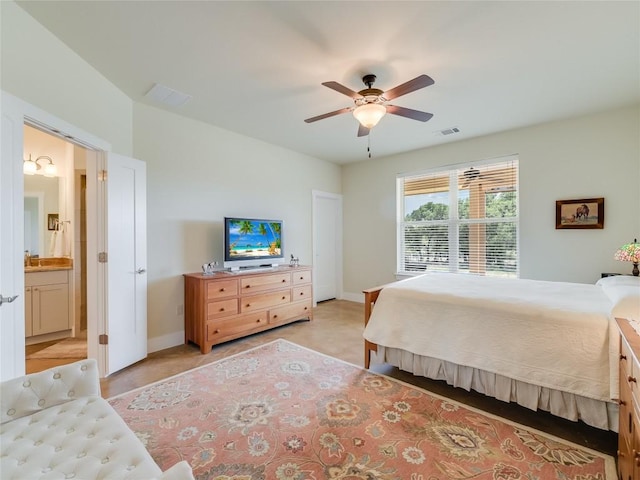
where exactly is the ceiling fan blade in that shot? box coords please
[304,107,353,123]
[322,81,362,99]
[383,74,434,100]
[386,105,434,122]
[357,124,370,137]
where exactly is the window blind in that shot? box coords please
[398,156,519,277]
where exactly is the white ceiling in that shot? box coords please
[16,1,640,165]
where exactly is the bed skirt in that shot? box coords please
[378,346,619,432]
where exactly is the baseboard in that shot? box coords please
[147,331,185,353]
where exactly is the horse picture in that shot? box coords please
[556,198,604,229]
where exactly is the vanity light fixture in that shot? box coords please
[23,154,57,177]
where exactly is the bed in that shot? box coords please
[363,273,640,431]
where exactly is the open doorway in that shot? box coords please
[23,124,88,373]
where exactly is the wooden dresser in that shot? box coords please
[617,318,640,479]
[183,265,313,353]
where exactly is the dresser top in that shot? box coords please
[617,318,640,362]
[184,265,311,280]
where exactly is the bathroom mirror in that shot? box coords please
[24,174,61,257]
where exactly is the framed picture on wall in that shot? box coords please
[47,213,59,231]
[555,198,604,229]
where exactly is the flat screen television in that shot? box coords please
[223,217,283,270]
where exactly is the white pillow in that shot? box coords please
[596,275,640,288]
[600,282,640,321]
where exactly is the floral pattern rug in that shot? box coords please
[108,339,615,479]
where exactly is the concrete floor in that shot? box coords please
[27,298,617,456]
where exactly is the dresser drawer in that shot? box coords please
[270,300,312,325]
[292,269,311,285]
[241,273,290,293]
[207,298,238,319]
[241,290,291,313]
[621,335,633,378]
[206,279,238,300]
[207,312,268,342]
[292,285,312,302]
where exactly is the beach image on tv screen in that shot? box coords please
[228,219,282,257]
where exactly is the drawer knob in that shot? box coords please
[282,279,286,283]
[621,354,628,360]
[299,292,304,296]
[219,308,225,312]
[299,276,304,280]
[282,296,286,300]
[245,285,251,289]
[214,329,220,334]
[246,304,251,307]
[256,319,262,323]
[304,307,308,311]
[618,449,625,458]
[273,315,278,319]
[220,288,225,292]
[620,399,627,406]
[629,375,637,383]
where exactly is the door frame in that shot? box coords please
[311,190,343,303]
[1,91,111,378]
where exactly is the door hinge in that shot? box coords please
[99,334,108,345]
[98,170,107,181]
[98,252,108,263]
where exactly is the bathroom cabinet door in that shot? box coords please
[31,282,70,335]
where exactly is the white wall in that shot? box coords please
[342,105,640,298]
[133,103,341,347]
[0,1,133,154]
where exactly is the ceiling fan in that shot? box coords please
[304,74,435,137]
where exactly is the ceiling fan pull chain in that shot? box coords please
[368,132,372,158]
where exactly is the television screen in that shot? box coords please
[224,217,283,264]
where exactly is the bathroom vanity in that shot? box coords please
[25,259,73,342]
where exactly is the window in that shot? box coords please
[398,156,519,277]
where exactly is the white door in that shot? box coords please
[93,153,147,375]
[0,93,25,380]
[312,191,342,302]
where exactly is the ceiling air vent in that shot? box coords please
[145,83,192,107]
[436,127,461,136]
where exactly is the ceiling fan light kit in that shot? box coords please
[353,103,386,129]
[305,73,435,137]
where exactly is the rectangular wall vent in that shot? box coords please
[145,83,192,107]
[436,127,461,136]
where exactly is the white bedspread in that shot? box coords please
[363,273,619,402]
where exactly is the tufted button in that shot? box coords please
[65,474,75,479]
[55,446,62,452]
[66,427,75,434]
[126,465,135,471]
[81,364,87,371]
[17,459,25,466]
[87,433,95,439]
[42,467,52,473]
[53,373,61,379]
[38,399,45,407]
[34,440,42,446]
[77,452,86,459]
[68,390,75,397]
[101,457,110,464]
[23,380,31,387]
[7,408,15,416]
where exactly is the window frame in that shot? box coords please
[397,155,520,277]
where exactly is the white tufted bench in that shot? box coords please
[0,359,194,479]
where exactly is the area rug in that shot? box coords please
[108,339,616,479]
[26,337,86,359]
